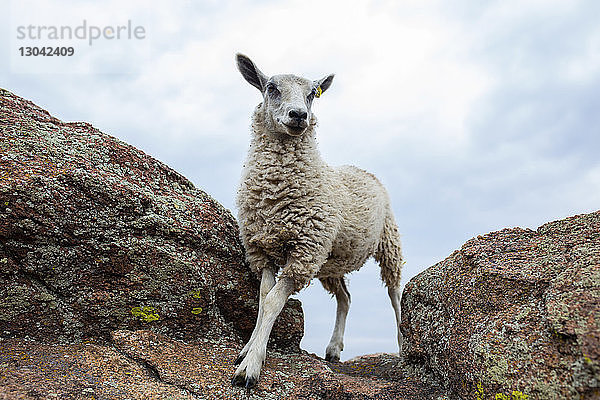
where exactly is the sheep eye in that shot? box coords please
[266,83,279,97]
[307,89,316,102]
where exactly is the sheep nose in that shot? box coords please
[288,109,307,120]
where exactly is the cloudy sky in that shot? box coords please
[2,0,599,360]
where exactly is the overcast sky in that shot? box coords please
[2,0,599,360]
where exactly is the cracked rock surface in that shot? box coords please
[1,329,447,399]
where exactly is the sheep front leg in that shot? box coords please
[231,276,295,388]
[234,268,275,365]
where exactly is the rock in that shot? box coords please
[402,211,600,399]
[0,329,446,399]
[0,87,302,349]
[0,335,197,400]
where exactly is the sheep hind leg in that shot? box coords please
[387,286,403,356]
[232,276,295,388]
[234,268,275,365]
[321,277,351,363]
[375,211,404,356]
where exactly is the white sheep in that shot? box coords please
[232,54,404,388]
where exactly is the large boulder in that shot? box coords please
[402,211,600,399]
[0,87,302,349]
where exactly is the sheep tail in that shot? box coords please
[375,210,403,289]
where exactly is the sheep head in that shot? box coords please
[236,53,334,137]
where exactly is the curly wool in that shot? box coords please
[237,103,403,293]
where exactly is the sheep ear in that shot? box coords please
[236,53,268,92]
[314,74,334,97]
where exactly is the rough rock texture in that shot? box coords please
[402,211,600,400]
[0,87,302,349]
[0,89,447,399]
[0,330,446,399]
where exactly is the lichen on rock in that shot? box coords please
[0,87,302,348]
[402,211,600,399]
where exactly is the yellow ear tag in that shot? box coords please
[315,86,323,98]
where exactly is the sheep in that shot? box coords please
[232,54,404,388]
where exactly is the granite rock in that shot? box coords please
[0,87,302,350]
[402,211,600,399]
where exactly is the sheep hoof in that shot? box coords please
[245,376,257,389]
[231,374,244,386]
[233,354,245,365]
[231,372,257,389]
[325,353,340,363]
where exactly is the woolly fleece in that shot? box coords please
[237,103,403,293]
